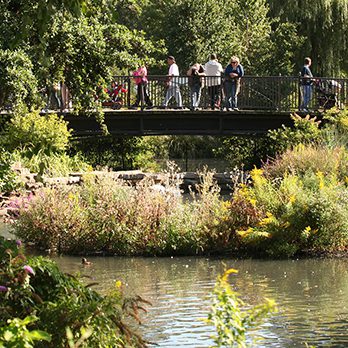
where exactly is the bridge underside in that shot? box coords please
[63,109,316,136]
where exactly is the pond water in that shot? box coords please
[51,255,348,348]
[2,223,348,347]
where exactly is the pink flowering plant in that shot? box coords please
[0,237,37,321]
[0,236,149,347]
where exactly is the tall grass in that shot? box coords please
[12,172,232,255]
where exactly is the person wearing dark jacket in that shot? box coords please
[300,57,314,112]
[224,56,244,111]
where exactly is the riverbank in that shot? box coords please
[6,149,348,258]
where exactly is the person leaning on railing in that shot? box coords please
[187,63,206,111]
[224,56,244,111]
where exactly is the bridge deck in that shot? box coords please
[63,108,319,136]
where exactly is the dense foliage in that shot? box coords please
[9,109,348,258]
[2,110,71,156]
[0,109,90,192]
[0,237,148,347]
[267,0,348,76]
[2,0,346,111]
[12,171,233,255]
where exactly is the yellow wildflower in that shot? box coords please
[258,212,275,226]
[316,171,325,189]
[249,198,257,206]
[115,280,122,289]
[250,167,263,179]
[255,231,271,238]
[221,268,238,283]
[289,195,296,203]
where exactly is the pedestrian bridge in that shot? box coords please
[1,75,347,136]
[65,75,347,136]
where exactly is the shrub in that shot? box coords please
[12,173,233,256]
[233,168,348,257]
[0,49,38,110]
[207,268,276,347]
[267,113,321,155]
[10,150,91,177]
[0,316,51,348]
[0,149,21,194]
[0,237,148,348]
[2,109,71,157]
[263,144,348,181]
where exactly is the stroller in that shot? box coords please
[315,79,342,110]
[102,81,128,109]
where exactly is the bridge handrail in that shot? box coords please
[106,75,348,112]
[2,75,347,113]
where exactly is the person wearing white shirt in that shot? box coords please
[162,55,183,108]
[204,54,223,110]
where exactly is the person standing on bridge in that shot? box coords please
[187,62,205,111]
[299,57,314,112]
[204,54,223,110]
[131,64,153,109]
[162,55,183,109]
[224,56,244,111]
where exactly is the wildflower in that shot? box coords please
[0,286,8,292]
[289,195,296,203]
[316,171,325,189]
[250,167,263,179]
[255,231,271,238]
[249,198,257,206]
[16,240,22,247]
[258,212,275,226]
[237,227,254,238]
[302,226,313,239]
[221,268,238,283]
[23,265,35,275]
[115,280,122,288]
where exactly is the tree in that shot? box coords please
[0,49,38,109]
[267,0,348,76]
[0,0,165,111]
[141,0,298,75]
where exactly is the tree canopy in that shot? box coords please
[267,0,348,76]
[0,0,347,110]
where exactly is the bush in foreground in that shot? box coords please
[0,237,148,347]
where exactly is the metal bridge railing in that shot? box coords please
[2,76,346,113]
[104,75,348,112]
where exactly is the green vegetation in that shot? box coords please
[0,237,148,347]
[0,109,90,193]
[2,0,346,113]
[207,269,276,347]
[9,109,348,258]
[12,171,231,255]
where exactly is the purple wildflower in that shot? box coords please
[0,286,8,292]
[16,240,22,247]
[23,265,35,275]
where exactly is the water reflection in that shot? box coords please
[53,256,348,347]
[3,222,348,347]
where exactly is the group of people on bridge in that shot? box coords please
[131,54,329,113]
[132,54,244,112]
[40,55,342,113]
